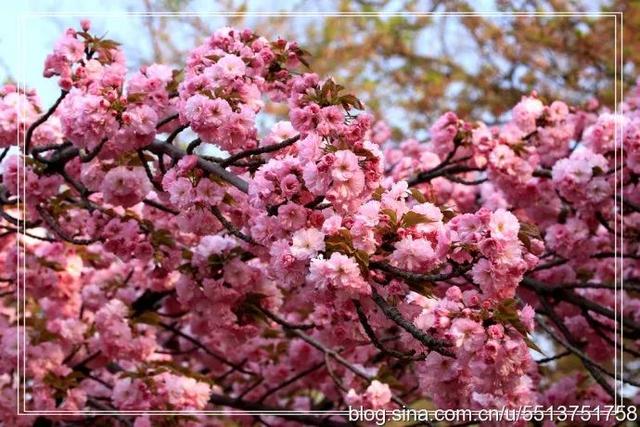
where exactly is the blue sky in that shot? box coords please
[1,0,510,106]
[1,0,606,120]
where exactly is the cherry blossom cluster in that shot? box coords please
[0,20,637,427]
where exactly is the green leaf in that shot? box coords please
[354,250,369,269]
[37,258,65,272]
[352,146,377,160]
[371,187,384,201]
[26,312,60,345]
[325,229,354,255]
[410,188,427,203]
[518,221,541,251]
[134,311,161,326]
[233,293,268,326]
[511,142,527,156]
[96,38,121,50]
[493,298,545,354]
[524,336,546,355]
[127,92,146,103]
[43,371,84,396]
[407,281,435,297]
[401,211,431,228]
[381,209,398,226]
[519,221,541,240]
[339,94,364,110]
[166,69,184,94]
[222,192,236,206]
[439,205,456,222]
[150,229,175,249]
[375,364,404,388]
[76,32,93,41]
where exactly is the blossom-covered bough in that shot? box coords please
[0,20,638,426]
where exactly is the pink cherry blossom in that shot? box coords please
[101,166,152,207]
[290,228,325,260]
[4,20,636,425]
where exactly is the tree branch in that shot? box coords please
[25,90,68,154]
[220,135,300,167]
[353,299,422,361]
[257,305,407,407]
[211,206,257,245]
[147,140,249,193]
[370,288,454,357]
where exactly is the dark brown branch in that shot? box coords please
[562,282,640,291]
[370,288,454,357]
[147,140,249,193]
[41,144,82,171]
[0,147,9,163]
[532,168,552,178]
[86,399,132,427]
[186,137,202,154]
[257,361,324,403]
[211,206,257,245]
[32,147,65,165]
[36,205,98,245]
[257,307,315,330]
[143,198,178,215]
[354,299,422,361]
[158,322,254,376]
[71,351,101,372]
[522,277,640,336]
[25,90,68,153]
[220,135,300,168]
[156,113,179,129]
[443,174,488,185]
[138,150,163,192]
[59,168,90,198]
[165,123,189,146]
[79,138,107,162]
[617,194,640,213]
[304,195,326,209]
[371,261,471,285]
[0,208,41,228]
[257,305,406,406]
[537,302,615,397]
[408,164,484,186]
[0,226,57,242]
[535,350,571,364]
[592,252,640,260]
[531,257,566,271]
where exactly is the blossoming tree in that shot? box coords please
[0,20,638,426]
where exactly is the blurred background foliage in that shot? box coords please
[44,0,640,139]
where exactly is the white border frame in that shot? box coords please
[15,9,625,421]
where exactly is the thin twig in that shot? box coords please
[353,299,422,361]
[147,139,249,193]
[220,135,300,167]
[257,361,324,403]
[211,206,257,245]
[156,113,179,129]
[257,305,406,407]
[37,205,98,245]
[25,90,68,153]
[158,322,254,376]
[138,150,163,192]
[370,288,454,357]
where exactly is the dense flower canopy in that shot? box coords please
[0,20,638,427]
